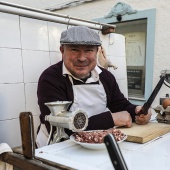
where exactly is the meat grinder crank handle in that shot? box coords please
[138,70,167,116]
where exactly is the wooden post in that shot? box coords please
[19,112,35,159]
[1,152,64,170]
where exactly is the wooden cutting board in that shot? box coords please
[117,122,170,144]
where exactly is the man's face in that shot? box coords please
[60,44,98,79]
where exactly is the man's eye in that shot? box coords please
[71,49,78,52]
[86,49,93,52]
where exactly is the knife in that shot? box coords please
[138,70,167,115]
[104,134,128,170]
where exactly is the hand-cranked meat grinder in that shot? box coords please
[45,101,88,144]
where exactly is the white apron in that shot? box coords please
[36,124,49,148]
[69,76,110,117]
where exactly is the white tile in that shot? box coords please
[99,33,109,54]
[108,56,127,80]
[48,22,67,51]
[22,50,50,83]
[0,84,25,120]
[25,83,40,116]
[20,17,49,51]
[108,33,125,56]
[50,51,62,65]
[0,48,23,83]
[0,12,21,48]
[0,118,21,148]
[117,79,128,98]
[0,116,40,148]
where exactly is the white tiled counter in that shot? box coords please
[35,132,170,170]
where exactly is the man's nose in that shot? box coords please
[77,50,86,61]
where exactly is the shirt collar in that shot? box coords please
[62,62,102,83]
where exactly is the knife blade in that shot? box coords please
[138,70,167,115]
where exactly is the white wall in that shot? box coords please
[100,33,128,97]
[54,0,170,107]
[0,6,127,148]
[0,12,64,148]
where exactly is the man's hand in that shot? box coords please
[135,106,152,125]
[112,111,132,128]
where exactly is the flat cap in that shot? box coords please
[60,26,101,46]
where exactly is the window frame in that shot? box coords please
[95,7,156,105]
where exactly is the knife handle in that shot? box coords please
[137,102,149,116]
[104,134,128,170]
[138,74,166,116]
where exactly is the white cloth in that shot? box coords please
[64,63,110,116]
[69,76,110,118]
[0,143,13,170]
[36,124,49,148]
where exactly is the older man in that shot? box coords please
[36,26,151,148]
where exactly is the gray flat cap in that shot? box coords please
[60,26,101,46]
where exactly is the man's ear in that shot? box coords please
[60,45,64,53]
[97,46,101,52]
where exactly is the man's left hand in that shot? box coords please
[135,106,152,125]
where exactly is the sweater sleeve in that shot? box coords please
[86,111,114,130]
